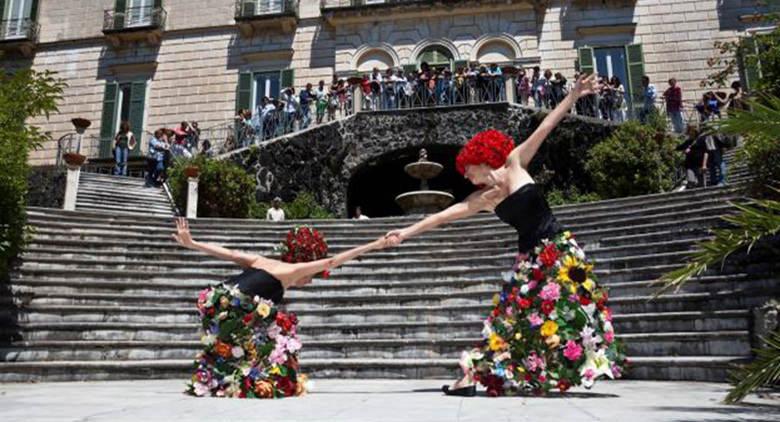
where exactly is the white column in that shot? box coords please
[352,84,363,113]
[186,177,199,218]
[505,75,517,104]
[63,164,81,211]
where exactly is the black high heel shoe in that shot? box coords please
[442,384,476,397]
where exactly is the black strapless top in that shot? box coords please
[494,183,563,253]
[227,267,284,304]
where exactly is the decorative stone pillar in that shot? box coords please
[62,153,86,211]
[502,66,518,104]
[185,166,200,218]
[350,79,363,113]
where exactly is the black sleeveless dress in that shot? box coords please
[186,267,306,399]
[494,184,562,253]
[230,267,285,304]
[462,183,626,396]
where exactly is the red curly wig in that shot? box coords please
[455,129,515,176]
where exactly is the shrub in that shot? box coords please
[545,187,601,207]
[585,120,680,199]
[168,156,256,218]
[249,192,335,220]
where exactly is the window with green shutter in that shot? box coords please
[577,47,595,75]
[236,72,252,114]
[99,82,120,159]
[128,80,147,157]
[741,37,762,92]
[99,79,148,158]
[402,64,417,76]
[280,68,294,89]
[624,44,645,116]
[453,60,469,72]
[113,0,126,29]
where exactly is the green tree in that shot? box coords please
[584,117,680,199]
[0,70,66,279]
[168,156,257,218]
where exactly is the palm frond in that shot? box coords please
[653,198,780,296]
[725,330,780,404]
[709,95,780,139]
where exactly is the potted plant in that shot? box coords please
[62,152,86,167]
[184,166,200,178]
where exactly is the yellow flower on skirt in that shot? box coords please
[540,320,559,337]
[257,303,271,318]
[488,333,508,351]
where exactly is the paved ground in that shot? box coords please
[0,379,778,422]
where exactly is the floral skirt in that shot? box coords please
[185,284,307,399]
[465,231,627,396]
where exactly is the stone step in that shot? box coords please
[2,288,770,325]
[0,356,746,382]
[25,185,742,228]
[26,207,731,249]
[16,245,700,274]
[76,191,171,206]
[18,237,705,266]
[0,331,751,362]
[13,257,708,285]
[11,272,775,307]
[74,201,172,215]
[29,195,740,235]
[0,310,749,343]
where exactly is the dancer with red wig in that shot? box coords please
[386,74,626,396]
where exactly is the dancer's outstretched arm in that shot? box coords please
[509,73,599,169]
[285,236,389,282]
[385,187,500,244]
[172,217,268,268]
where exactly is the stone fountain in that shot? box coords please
[395,149,454,215]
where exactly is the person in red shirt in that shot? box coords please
[663,78,684,133]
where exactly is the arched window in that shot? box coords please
[356,49,395,72]
[417,45,453,70]
[476,40,516,65]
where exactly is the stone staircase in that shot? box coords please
[2,172,778,382]
[75,172,174,217]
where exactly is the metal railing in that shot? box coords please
[103,6,167,32]
[356,74,506,111]
[321,0,431,9]
[0,18,39,42]
[235,0,298,18]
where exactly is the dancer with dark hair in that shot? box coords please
[173,218,389,398]
[386,74,626,396]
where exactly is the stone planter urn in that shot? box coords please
[71,118,91,133]
[62,152,86,167]
[184,166,200,178]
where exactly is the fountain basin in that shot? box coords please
[395,190,454,215]
[404,161,443,180]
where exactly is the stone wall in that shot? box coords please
[229,103,615,216]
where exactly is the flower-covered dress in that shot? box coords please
[186,268,307,399]
[465,183,627,396]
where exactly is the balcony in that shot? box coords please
[320,0,535,26]
[102,6,167,48]
[0,18,40,57]
[235,0,299,36]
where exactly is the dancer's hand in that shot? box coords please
[172,217,195,248]
[571,73,600,98]
[384,230,405,247]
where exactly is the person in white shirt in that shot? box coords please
[354,206,370,220]
[266,197,286,222]
[282,88,298,133]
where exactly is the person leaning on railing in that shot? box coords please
[145,128,169,187]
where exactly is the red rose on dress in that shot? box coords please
[557,379,572,392]
[276,312,294,332]
[541,300,555,315]
[242,314,254,325]
[532,267,545,281]
[539,244,560,268]
[517,298,532,309]
[275,376,297,397]
[579,296,592,306]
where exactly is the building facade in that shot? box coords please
[1,0,775,165]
